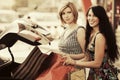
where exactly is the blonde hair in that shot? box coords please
[58,1,78,25]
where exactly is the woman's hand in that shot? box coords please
[59,53,71,65]
[63,55,76,65]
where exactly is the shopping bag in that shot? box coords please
[36,54,75,80]
[12,46,49,80]
[68,68,86,80]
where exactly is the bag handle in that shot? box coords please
[8,47,14,62]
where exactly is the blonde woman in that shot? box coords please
[36,1,86,80]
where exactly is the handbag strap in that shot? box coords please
[8,47,14,62]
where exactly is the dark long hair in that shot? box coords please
[85,5,119,63]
